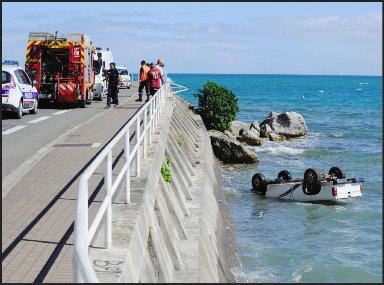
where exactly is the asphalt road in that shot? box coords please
[2,87,138,179]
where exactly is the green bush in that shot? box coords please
[161,157,172,183]
[194,81,239,132]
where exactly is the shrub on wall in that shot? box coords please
[194,81,239,132]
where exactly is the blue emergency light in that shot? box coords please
[92,47,102,50]
[2,59,19,65]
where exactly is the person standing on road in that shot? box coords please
[160,62,167,84]
[155,58,164,84]
[160,62,168,94]
[147,62,164,102]
[104,62,121,108]
[136,60,150,102]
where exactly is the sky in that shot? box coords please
[2,2,382,76]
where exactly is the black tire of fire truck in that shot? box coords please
[251,173,267,195]
[86,91,92,105]
[29,99,38,114]
[277,170,292,182]
[328,166,346,179]
[14,100,23,119]
[38,99,48,108]
[303,167,321,188]
[78,100,86,108]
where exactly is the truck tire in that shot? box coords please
[38,99,48,108]
[252,173,267,195]
[328,166,346,179]
[303,168,321,188]
[29,99,38,114]
[78,100,86,108]
[277,170,291,182]
[86,91,92,105]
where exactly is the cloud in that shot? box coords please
[254,13,382,42]
[179,23,202,35]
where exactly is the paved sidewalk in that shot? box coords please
[1,83,151,283]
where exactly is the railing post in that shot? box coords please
[149,101,153,142]
[143,105,147,157]
[157,93,160,126]
[155,93,159,127]
[105,151,112,249]
[136,115,141,177]
[124,129,130,204]
[151,101,154,135]
[73,255,83,283]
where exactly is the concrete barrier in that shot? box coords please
[89,92,241,282]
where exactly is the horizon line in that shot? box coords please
[165,73,382,77]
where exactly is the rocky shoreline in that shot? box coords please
[206,111,308,164]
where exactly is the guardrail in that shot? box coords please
[73,79,187,283]
[129,73,139,82]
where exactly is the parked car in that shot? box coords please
[251,166,363,202]
[116,65,130,89]
[2,59,38,118]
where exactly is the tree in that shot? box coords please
[194,81,239,132]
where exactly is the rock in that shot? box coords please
[208,130,259,164]
[260,124,274,138]
[260,111,308,138]
[228,121,250,137]
[238,129,263,146]
[269,133,292,142]
[250,121,260,133]
[224,130,237,139]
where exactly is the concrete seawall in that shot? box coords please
[89,92,241,282]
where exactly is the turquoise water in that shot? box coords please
[170,74,382,283]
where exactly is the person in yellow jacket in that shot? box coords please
[136,60,150,102]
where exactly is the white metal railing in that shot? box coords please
[73,79,187,283]
[129,73,139,82]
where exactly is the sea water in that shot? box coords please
[170,74,382,283]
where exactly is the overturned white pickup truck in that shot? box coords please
[251,166,364,202]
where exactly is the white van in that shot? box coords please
[116,65,130,89]
[92,48,114,101]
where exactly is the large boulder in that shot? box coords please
[238,129,263,146]
[259,111,308,138]
[250,121,261,133]
[228,120,262,146]
[208,130,259,164]
[269,133,292,142]
[228,121,249,137]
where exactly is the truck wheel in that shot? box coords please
[86,91,92,105]
[38,99,48,108]
[252,173,267,195]
[29,99,38,114]
[328,166,346,179]
[14,100,23,119]
[303,168,321,188]
[78,100,86,108]
[277,170,291,182]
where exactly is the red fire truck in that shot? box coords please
[25,32,95,107]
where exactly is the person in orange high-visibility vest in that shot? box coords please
[136,60,150,102]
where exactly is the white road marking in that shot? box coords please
[52,110,71,115]
[2,125,27,135]
[27,116,51,123]
[91,143,101,148]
